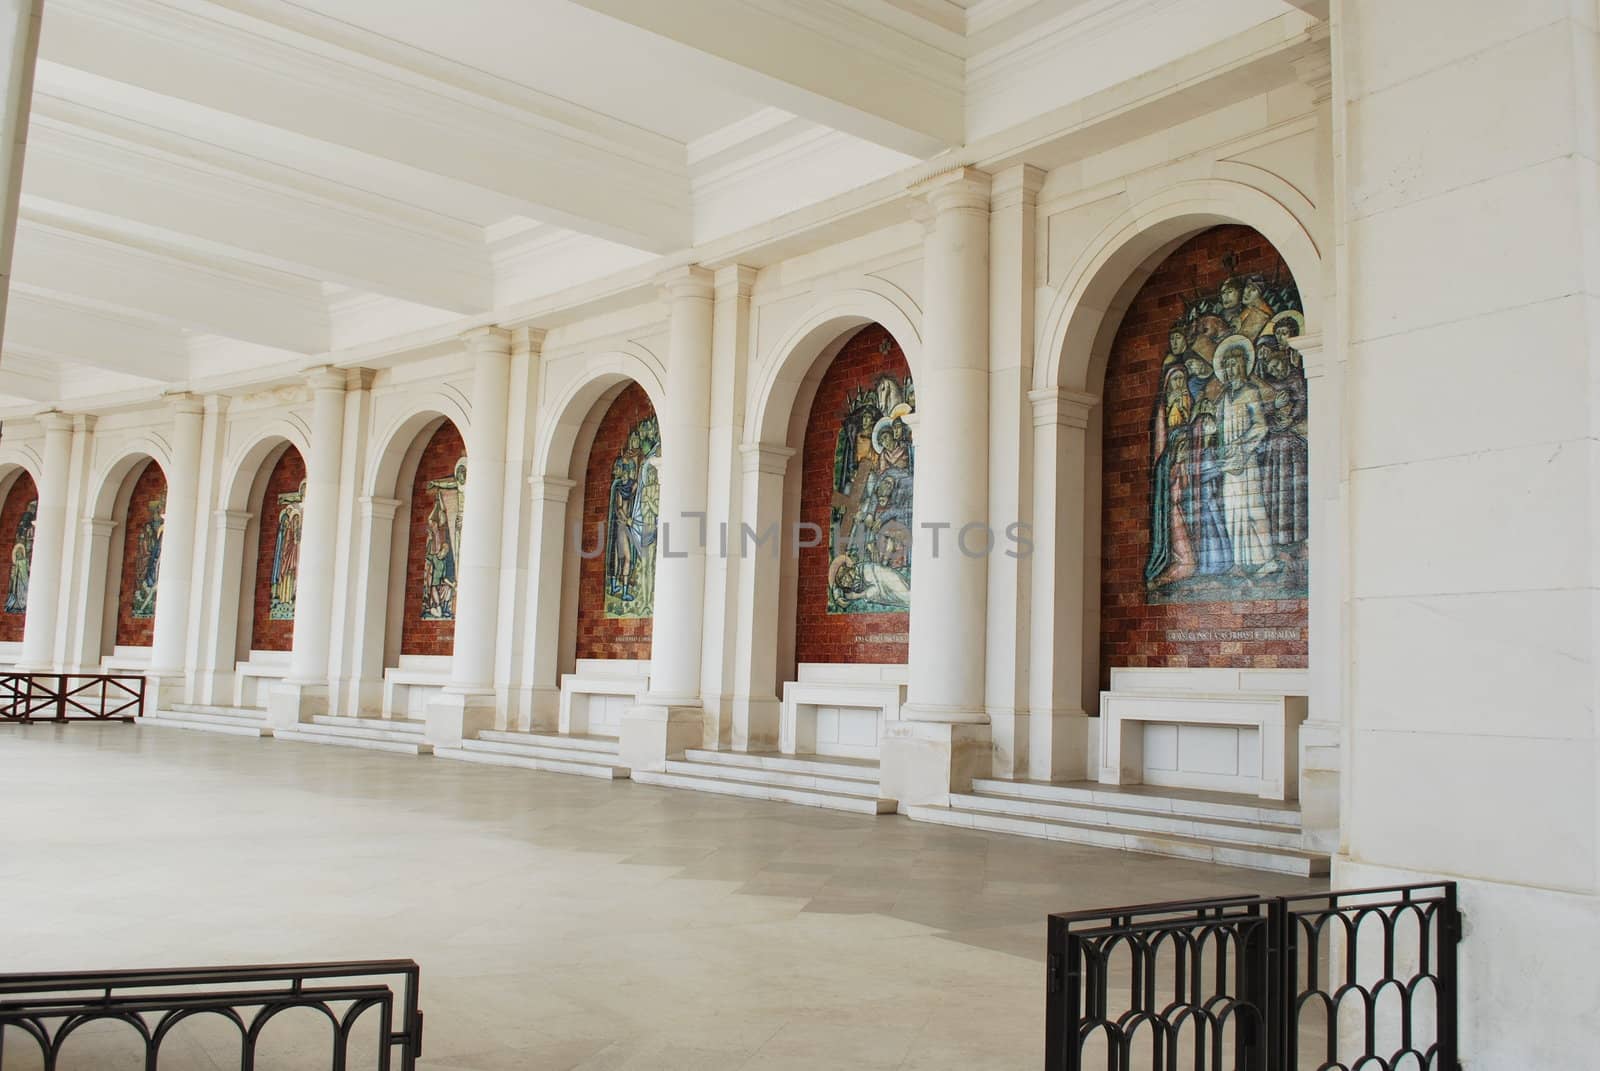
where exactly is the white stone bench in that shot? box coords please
[382,655,452,719]
[102,647,153,674]
[1099,668,1308,801]
[232,650,291,709]
[780,664,907,760]
[559,659,649,738]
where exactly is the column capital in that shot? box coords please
[359,495,402,522]
[1028,387,1099,429]
[910,165,992,215]
[214,509,252,533]
[713,264,758,298]
[990,164,1046,210]
[345,367,378,392]
[528,475,577,503]
[304,365,348,393]
[72,413,97,433]
[511,325,547,358]
[1289,332,1328,380]
[1292,26,1333,104]
[462,324,513,356]
[739,442,796,476]
[35,410,75,435]
[82,517,117,538]
[656,264,714,303]
[162,390,205,417]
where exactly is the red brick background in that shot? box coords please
[1099,224,1308,685]
[795,324,911,665]
[576,382,656,660]
[115,460,167,648]
[249,447,305,652]
[400,421,466,657]
[0,471,38,642]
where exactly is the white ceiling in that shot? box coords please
[0,0,1316,412]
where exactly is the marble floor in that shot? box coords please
[0,724,1322,1069]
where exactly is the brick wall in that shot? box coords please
[115,460,168,648]
[1099,224,1308,684]
[400,421,466,657]
[248,447,306,652]
[0,471,38,642]
[795,323,912,665]
[575,382,656,660]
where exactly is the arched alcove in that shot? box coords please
[0,469,39,645]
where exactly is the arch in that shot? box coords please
[219,419,312,514]
[532,344,666,483]
[1037,178,1322,395]
[88,438,172,522]
[0,439,44,489]
[745,280,923,448]
[365,387,470,500]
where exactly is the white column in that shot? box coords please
[729,443,794,751]
[1332,4,1600,1066]
[267,367,346,726]
[146,393,203,708]
[0,0,43,339]
[1026,388,1098,782]
[881,166,994,806]
[427,326,514,747]
[329,369,377,713]
[495,327,542,725]
[17,412,73,671]
[195,509,251,706]
[985,164,1044,779]
[519,475,575,732]
[699,264,756,748]
[621,265,714,772]
[344,495,400,715]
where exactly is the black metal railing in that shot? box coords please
[0,960,423,1070]
[0,673,146,722]
[1045,882,1460,1071]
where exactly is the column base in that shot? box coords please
[620,701,704,772]
[520,684,560,734]
[1027,709,1090,783]
[143,671,188,714]
[425,688,497,749]
[266,680,329,729]
[700,693,734,750]
[880,720,992,807]
[987,708,1029,780]
[1298,718,1342,854]
[731,696,780,753]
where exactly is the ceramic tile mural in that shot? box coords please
[827,372,915,614]
[1144,256,1307,605]
[268,480,304,621]
[130,491,166,620]
[603,413,660,620]
[419,456,466,622]
[4,494,36,617]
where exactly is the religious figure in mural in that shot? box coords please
[603,415,661,619]
[4,498,36,615]
[827,372,914,613]
[1144,256,1307,603]
[420,458,466,621]
[269,480,304,621]
[131,494,165,620]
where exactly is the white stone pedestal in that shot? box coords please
[620,702,704,773]
[144,672,187,715]
[266,680,328,729]
[879,721,992,807]
[425,688,497,749]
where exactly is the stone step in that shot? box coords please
[151,707,267,727]
[680,748,879,783]
[435,745,628,780]
[463,737,622,765]
[949,790,1306,850]
[969,778,1303,830]
[632,767,896,815]
[274,726,432,755]
[663,757,878,798]
[310,715,426,735]
[170,703,266,718]
[476,730,619,755]
[905,803,1328,877]
[140,713,271,738]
